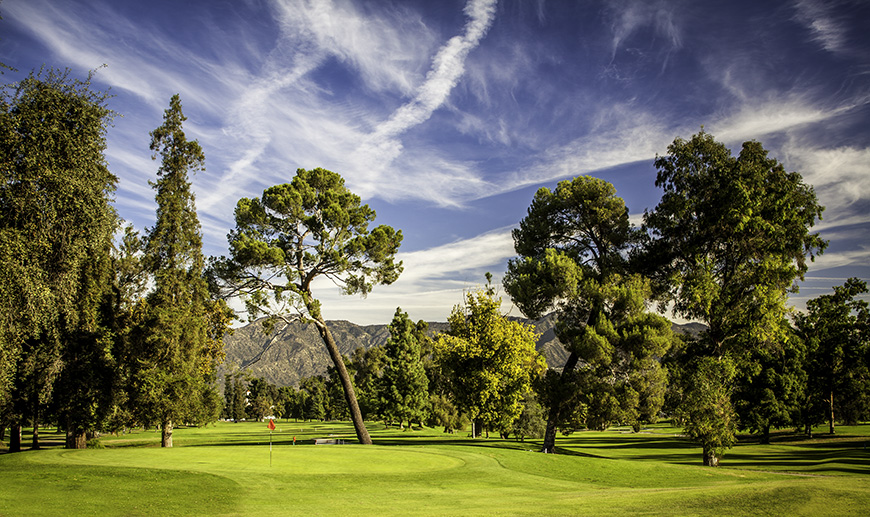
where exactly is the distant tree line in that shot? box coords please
[2,68,867,467]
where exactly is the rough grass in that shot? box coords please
[2,421,869,516]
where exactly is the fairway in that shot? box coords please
[2,422,869,516]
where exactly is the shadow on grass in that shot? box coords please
[552,431,870,474]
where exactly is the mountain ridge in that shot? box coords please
[221,316,705,387]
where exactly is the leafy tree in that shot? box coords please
[131,94,223,447]
[732,322,806,443]
[231,375,247,422]
[223,373,235,420]
[643,130,826,465]
[425,393,466,433]
[0,68,117,450]
[674,354,738,467]
[324,361,351,421]
[436,283,546,437]
[796,278,870,434]
[511,391,547,441]
[379,308,430,429]
[504,176,674,452]
[218,167,403,444]
[301,375,328,422]
[245,377,277,421]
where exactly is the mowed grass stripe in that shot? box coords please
[2,421,869,515]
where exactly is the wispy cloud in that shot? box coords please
[349,0,498,197]
[312,227,516,323]
[792,0,851,53]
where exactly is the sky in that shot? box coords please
[2,0,869,326]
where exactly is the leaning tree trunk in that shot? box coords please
[541,351,579,454]
[828,390,835,435]
[162,419,173,448]
[312,316,372,445]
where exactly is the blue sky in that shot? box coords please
[2,0,868,325]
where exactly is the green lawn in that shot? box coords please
[2,422,868,516]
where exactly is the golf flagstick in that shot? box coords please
[267,419,276,466]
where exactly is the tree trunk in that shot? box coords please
[9,424,22,453]
[541,351,579,454]
[66,429,87,449]
[312,317,372,445]
[162,419,173,447]
[828,390,835,435]
[760,424,770,445]
[31,421,40,450]
[703,446,720,467]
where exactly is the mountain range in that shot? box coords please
[220,315,706,387]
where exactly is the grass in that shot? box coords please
[2,421,869,515]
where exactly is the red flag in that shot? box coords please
[267,419,276,431]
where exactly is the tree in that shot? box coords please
[511,391,547,441]
[223,373,235,420]
[300,375,328,422]
[732,322,806,443]
[504,176,674,453]
[796,278,870,434]
[379,308,430,429]
[131,94,222,447]
[350,345,386,421]
[219,167,403,444]
[643,130,826,465]
[436,283,546,437]
[0,68,118,450]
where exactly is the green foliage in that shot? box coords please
[300,375,328,421]
[796,278,870,433]
[675,354,738,466]
[379,308,430,428]
[511,391,547,441]
[131,95,222,445]
[436,285,546,435]
[643,130,827,464]
[643,130,826,353]
[350,345,386,421]
[505,175,674,451]
[0,67,118,447]
[219,167,403,445]
[221,167,403,322]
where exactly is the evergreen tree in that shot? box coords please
[379,308,429,429]
[505,176,675,452]
[218,167,403,444]
[131,94,220,447]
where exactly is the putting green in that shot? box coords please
[35,445,465,475]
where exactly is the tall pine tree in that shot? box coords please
[379,308,429,429]
[132,94,217,447]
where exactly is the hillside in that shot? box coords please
[221,316,703,387]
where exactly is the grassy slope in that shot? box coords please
[2,422,869,516]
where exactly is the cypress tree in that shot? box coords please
[132,94,214,447]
